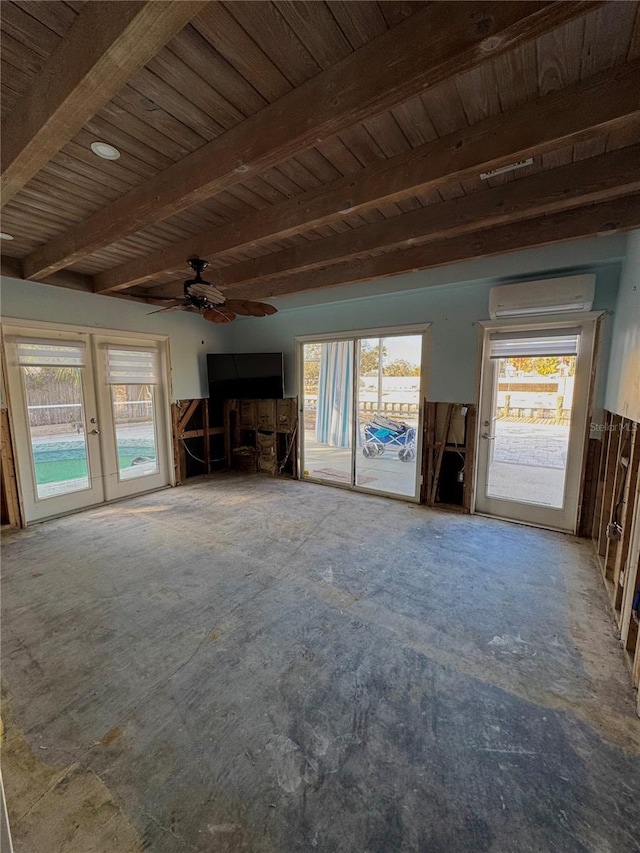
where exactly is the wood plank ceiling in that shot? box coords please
[1,0,639,304]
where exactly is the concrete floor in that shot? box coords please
[2,474,639,852]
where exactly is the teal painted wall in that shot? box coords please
[1,234,628,408]
[605,230,640,422]
[218,237,624,409]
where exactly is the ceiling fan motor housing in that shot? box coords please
[183,257,225,308]
[183,279,211,308]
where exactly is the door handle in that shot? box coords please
[90,429,101,435]
[481,432,495,440]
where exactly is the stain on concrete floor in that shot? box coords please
[1,696,141,852]
[1,473,639,852]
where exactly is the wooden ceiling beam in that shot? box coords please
[204,145,640,289]
[93,58,640,294]
[221,195,640,302]
[0,256,92,292]
[0,0,208,207]
[24,0,602,280]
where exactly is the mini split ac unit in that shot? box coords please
[489,275,595,319]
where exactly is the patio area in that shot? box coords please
[487,420,570,508]
[303,419,571,506]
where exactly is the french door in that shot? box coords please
[474,316,599,532]
[299,327,428,502]
[4,325,170,523]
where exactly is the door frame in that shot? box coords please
[473,312,602,533]
[296,323,431,503]
[91,334,171,502]
[3,325,106,522]
[1,318,174,523]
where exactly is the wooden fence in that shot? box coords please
[24,378,152,426]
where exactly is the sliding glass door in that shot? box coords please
[355,335,423,497]
[300,328,427,501]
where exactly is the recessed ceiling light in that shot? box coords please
[0,232,14,240]
[90,141,121,160]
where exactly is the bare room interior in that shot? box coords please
[1,2,639,851]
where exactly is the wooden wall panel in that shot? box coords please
[589,412,640,691]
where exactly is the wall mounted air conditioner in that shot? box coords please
[489,274,595,319]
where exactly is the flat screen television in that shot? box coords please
[207,352,284,400]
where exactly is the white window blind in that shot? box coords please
[106,346,159,385]
[489,328,580,359]
[15,338,86,367]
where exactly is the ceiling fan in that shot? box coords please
[147,257,277,324]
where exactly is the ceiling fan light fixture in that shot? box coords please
[91,141,121,160]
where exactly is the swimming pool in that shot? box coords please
[32,439,157,484]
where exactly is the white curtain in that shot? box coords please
[315,341,353,447]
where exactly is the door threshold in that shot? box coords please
[302,475,419,503]
[473,510,575,535]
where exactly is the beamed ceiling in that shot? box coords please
[1,0,640,306]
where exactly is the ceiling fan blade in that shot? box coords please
[253,301,278,316]
[224,299,254,316]
[201,307,237,324]
[147,303,187,315]
[226,299,278,317]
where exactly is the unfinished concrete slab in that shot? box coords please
[2,474,639,852]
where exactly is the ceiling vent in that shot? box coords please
[489,275,596,319]
[480,158,533,180]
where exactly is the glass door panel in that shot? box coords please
[485,356,575,509]
[95,339,170,501]
[110,384,159,481]
[355,335,423,498]
[301,341,354,485]
[300,333,425,502]
[475,323,595,532]
[23,365,91,498]
[6,333,105,522]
